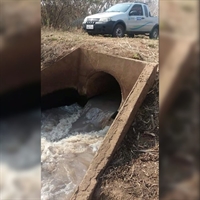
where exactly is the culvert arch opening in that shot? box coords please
[41,71,122,111]
[84,71,122,101]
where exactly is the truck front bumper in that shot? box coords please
[82,21,115,34]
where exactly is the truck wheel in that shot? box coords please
[112,24,125,37]
[149,27,159,39]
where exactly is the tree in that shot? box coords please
[41,0,159,29]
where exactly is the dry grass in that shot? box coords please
[41,28,158,68]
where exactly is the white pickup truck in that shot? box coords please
[82,2,159,39]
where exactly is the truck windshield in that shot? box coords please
[106,3,132,12]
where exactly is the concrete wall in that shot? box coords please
[41,48,149,105]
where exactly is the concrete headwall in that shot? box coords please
[41,48,148,105]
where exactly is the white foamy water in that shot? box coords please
[41,103,110,200]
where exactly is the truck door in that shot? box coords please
[127,4,146,32]
[139,5,154,32]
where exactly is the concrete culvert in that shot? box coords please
[41,71,122,111]
[41,58,123,199]
[41,48,157,200]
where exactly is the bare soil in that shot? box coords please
[41,29,159,200]
[41,29,158,67]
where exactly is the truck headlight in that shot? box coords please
[99,17,112,22]
[83,18,87,23]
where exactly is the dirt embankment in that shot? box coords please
[41,29,158,67]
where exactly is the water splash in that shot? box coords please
[41,103,110,200]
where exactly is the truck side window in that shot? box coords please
[144,5,148,17]
[130,4,143,16]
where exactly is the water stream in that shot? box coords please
[0,110,41,199]
[41,92,121,200]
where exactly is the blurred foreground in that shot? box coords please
[0,0,199,199]
[160,0,199,199]
[0,1,41,199]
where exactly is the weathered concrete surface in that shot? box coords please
[71,64,157,200]
[159,33,198,121]
[41,48,149,105]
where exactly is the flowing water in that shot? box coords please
[0,110,41,199]
[41,92,121,200]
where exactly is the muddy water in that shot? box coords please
[41,92,121,200]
